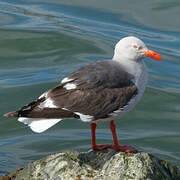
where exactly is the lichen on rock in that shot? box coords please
[11,148,180,180]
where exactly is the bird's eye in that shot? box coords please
[133,45,138,49]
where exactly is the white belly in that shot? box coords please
[109,60,148,118]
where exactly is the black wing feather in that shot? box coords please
[4,61,137,120]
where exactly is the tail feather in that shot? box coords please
[3,111,19,117]
[3,98,45,118]
[3,96,79,119]
[18,117,62,133]
[3,97,79,133]
[4,108,79,119]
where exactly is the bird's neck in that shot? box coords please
[112,57,147,84]
[113,56,140,70]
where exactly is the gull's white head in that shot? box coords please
[113,36,161,62]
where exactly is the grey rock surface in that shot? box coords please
[14,148,180,180]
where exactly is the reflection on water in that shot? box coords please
[0,0,180,175]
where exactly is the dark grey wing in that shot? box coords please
[47,60,137,120]
[5,61,137,120]
[67,60,134,88]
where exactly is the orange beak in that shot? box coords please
[144,50,162,61]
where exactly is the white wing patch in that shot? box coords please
[74,112,93,122]
[61,77,74,83]
[39,97,57,108]
[18,117,62,133]
[39,92,48,99]
[63,83,77,90]
[38,90,57,108]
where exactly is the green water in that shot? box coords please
[0,0,180,175]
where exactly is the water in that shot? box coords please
[0,0,180,175]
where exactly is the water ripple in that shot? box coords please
[0,0,180,175]
[0,1,179,93]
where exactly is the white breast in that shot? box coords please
[110,60,148,117]
[124,61,147,112]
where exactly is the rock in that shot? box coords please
[12,148,180,180]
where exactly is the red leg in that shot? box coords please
[110,120,137,153]
[90,122,112,150]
